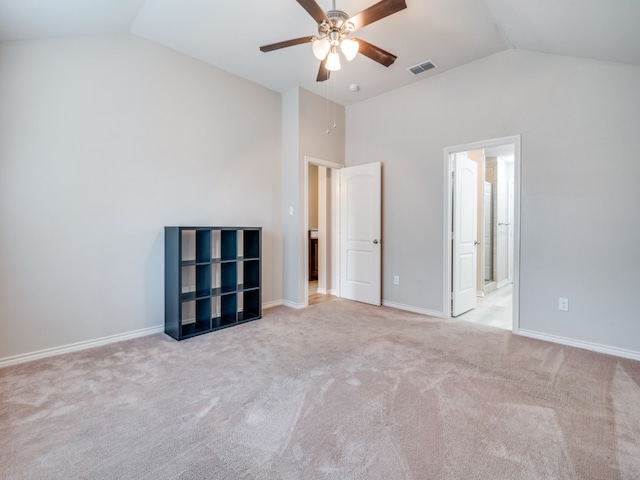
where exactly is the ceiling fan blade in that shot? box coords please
[260,36,315,52]
[349,0,407,31]
[352,38,397,67]
[297,0,330,25]
[316,59,330,82]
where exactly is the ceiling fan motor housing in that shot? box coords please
[319,10,354,43]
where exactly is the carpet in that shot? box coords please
[1,299,639,479]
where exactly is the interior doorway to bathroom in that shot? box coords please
[444,136,520,331]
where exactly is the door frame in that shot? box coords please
[443,135,521,332]
[303,156,343,307]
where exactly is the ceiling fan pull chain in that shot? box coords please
[325,74,331,134]
[333,71,337,129]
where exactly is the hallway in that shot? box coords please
[456,285,513,330]
[308,281,337,306]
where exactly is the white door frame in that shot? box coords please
[303,156,344,307]
[443,135,521,332]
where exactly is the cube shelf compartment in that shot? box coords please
[165,226,262,340]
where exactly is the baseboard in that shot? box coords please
[484,282,497,294]
[262,300,284,310]
[316,288,338,296]
[0,325,164,368]
[518,329,640,361]
[382,301,446,319]
[2,300,288,367]
[282,300,307,309]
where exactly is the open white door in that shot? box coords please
[340,162,382,305]
[452,153,478,316]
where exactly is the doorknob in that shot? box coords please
[474,240,480,246]
[373,239,379,244]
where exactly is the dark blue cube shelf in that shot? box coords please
[164,226,262,341]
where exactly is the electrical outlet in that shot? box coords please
[559,297,569,312]
[393,275,400,285]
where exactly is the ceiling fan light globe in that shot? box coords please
[312,38,331,60]
[340,39,359,61]
[326,51,341,71]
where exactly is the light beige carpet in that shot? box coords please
[1,299,639,479]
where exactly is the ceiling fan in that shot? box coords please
[259,0,407,82]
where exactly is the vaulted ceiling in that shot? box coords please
[1,0,638,105]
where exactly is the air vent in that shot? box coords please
[408,60,436,75]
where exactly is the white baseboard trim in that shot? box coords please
[0,325,164,368]
[282,300,307,309]
[262,300,284,310]
[2,300,288,367]
[316,288,328,295]
[329,289,338,296]
[382,301,446,319]
[483,282,497,294]
[518,329,640,361]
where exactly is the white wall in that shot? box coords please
[0,34,283,361]
[346,49,640,356]
[281,87,344,307]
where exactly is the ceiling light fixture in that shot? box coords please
[325,46,342,71]
[340,38,359,61]
[310,3,359,71]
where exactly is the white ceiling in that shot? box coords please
[1,0,639,105]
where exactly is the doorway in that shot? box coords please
[303,158,383,308]
[444,136,520,332]
[304,157,342,306]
